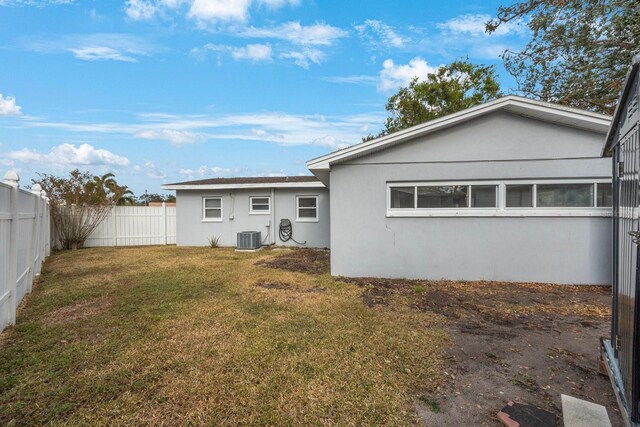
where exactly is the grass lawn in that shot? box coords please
[0,246,447,426]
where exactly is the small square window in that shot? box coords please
[390,187,415,209]
[506,185,534,208]
[470,185,497,208]
[297,196,318,221]
[250,196,271,214]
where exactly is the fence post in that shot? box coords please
[4,171,19,327]
[26,184,42,292]
[112,206,117,247]
[39,191,47,265]
[162,202,167,245]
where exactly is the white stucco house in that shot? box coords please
[163,96,613,284]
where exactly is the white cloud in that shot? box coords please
[437,13,526,37]
[322,75,377,86]
[23,33,153,62]
[121,0,301,24]
[257,0,298,7]
[378,57,438,92]
[21,110,386,150]
[0,94,22,115]
[135,129,200,144]
[202,43,272,62]
[4,143,130,167]
[231,43,272,61]
[68,46,137,62]
[238,21,347,46]
[144,160,166,179]
[179,165,235,179]
[124,0,157,20]
[422,13,528,60]
[188,0,251,23]
[187,19,345,69]
[279,48,324,69]
[355,19,408,50]
[0,0,74,6]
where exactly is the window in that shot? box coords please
[249,196,271,214]
[597,183,613,207]
[536,183,593,208]
[418,186,468,208]
[203,197,222,221]
[297,196,318,221]
[506,185,533,208]
[390,187,414,208]
[389,184,497,210]
[387,180,611,217]
[471,185,497,208]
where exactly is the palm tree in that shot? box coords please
[86,173,136,205]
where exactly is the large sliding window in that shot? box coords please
[388,180,611,217]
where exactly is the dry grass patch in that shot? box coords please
[42,296,111,327]
[0,246,447,426]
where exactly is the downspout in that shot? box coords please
[271,188,276,245]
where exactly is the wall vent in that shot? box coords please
[237,231,261,250]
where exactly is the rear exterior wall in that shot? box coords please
[176,187,330,248]
[329,112,612,284]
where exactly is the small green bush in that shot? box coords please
[207,236,221,248]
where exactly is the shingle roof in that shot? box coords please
[165,175,320,186]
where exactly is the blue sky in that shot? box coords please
[0,0,529,196]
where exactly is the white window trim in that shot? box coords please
[249,196,271,215]
[202,196,223,222]
[296,195,319,222]
[387,179,612,218]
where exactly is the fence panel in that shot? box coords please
[83,204,176,247]
[0,173,50,333]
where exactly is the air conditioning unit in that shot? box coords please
[237,231,261,250]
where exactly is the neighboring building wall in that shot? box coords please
[330,111,612,284]
[176,187,330,248]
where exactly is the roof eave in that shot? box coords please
[162,182,326,191]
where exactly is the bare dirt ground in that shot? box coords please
[263,249,622,426]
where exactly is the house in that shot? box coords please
[162,176,330,248]
[163,96,613,284]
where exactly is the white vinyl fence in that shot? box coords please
[0,171,50,332]
[83,204,176,247]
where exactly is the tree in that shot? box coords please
[87,173,135,206]
[135,193,175,205]
[364,60,502,141]
[487,0,640,114]
[33,169,131,249]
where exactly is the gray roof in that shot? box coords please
[164,175,320,187]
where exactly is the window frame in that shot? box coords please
[202,196,223,222]
[296,195,319,223]
[249,196,271,215]
[387,179,612,218]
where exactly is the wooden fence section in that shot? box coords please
[83,204,176,247]
[0,172,51,332]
